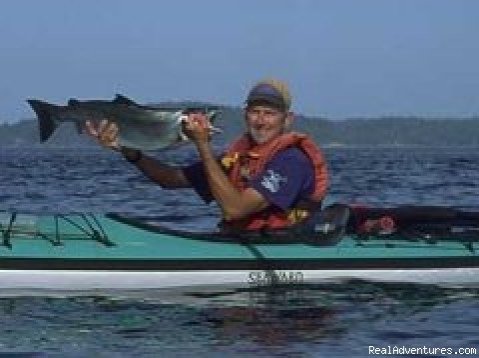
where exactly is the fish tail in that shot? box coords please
[27,99,58,142]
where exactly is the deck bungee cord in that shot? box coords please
[0,212,114,248]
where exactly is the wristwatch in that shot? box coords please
[121,147,143,164]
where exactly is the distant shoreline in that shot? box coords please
[1,104,479,147]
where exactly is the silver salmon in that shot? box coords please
[27,94,221,150]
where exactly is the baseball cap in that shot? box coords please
[245,78,292,111]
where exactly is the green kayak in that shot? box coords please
[0,210,478,290]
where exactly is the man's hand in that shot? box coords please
[182,113,212,145]
[85,120,120,151]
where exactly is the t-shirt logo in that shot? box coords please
[261,170,287,193]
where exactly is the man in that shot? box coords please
[86,79,328,235]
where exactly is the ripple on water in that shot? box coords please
[1,147,479,356]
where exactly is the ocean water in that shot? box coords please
[0,146,479,357]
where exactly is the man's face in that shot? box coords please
[245,104,292,144]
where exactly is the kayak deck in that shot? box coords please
[0,212,478,265]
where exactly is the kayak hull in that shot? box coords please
[1,268,479,290]
[1,212,479,290]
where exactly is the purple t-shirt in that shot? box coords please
[182,147,314,210]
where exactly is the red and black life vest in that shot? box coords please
[220,132,328,231]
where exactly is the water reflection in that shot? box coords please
[0,281,477,355]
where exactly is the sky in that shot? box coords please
[1,0,478,121]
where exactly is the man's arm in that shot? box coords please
[196,141,269,220]
[86,120,190,189]
[184,115,269,220]
[120,147,190,189]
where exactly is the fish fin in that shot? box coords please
[174,113,189,142]
[27,99,58,142]
[208,124,223,134]
[178,130,189,142]
[114,94,139,106]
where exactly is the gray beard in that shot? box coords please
[249,130,268,144]
[249,128,287,144]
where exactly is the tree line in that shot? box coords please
[1,106,478,147]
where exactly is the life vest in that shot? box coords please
[220,132,328,232]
